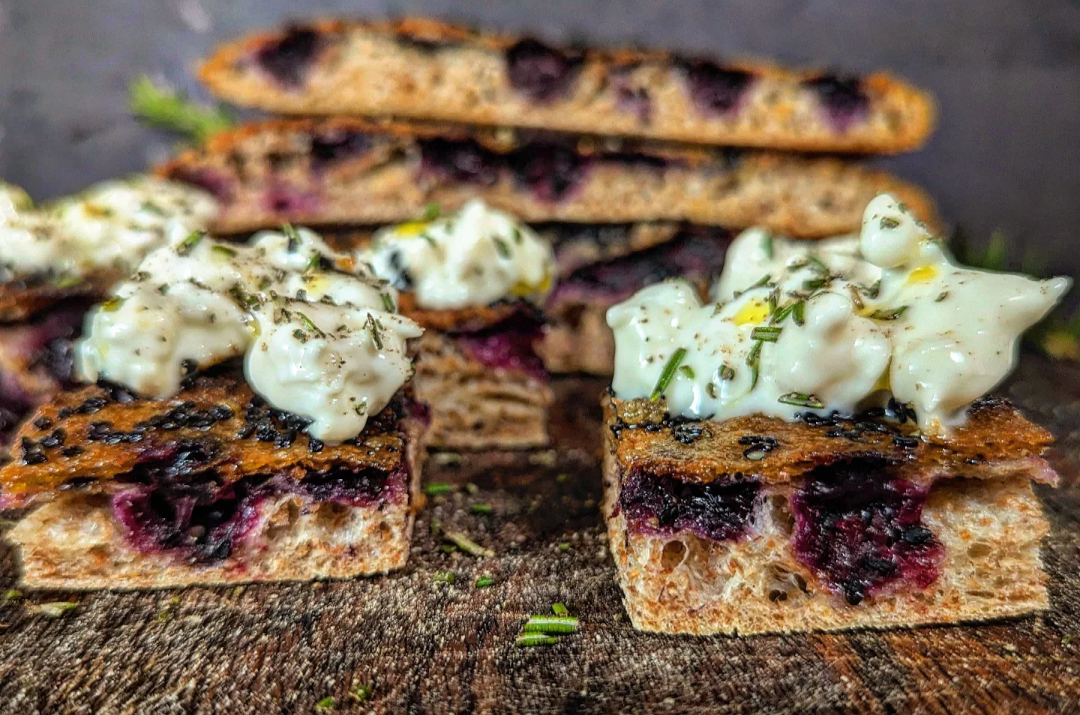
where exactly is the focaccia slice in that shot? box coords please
[198,18,934,153]
[1,373,427,589]
[601,394,1056,635]
[158,118,939,237]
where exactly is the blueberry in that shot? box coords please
[677,58,754,115]
[504,39,582,102]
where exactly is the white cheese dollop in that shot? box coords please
[359,199,555,309]
[0,176,217,281]
[609,194,1071,433]
[77,227,422,442]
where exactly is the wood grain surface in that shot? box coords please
[0,355,1078,714]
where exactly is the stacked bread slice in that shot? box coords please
[176,17,940,381]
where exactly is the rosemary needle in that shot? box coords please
[522,615,579,634]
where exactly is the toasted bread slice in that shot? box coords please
[198,18,935,154]
[539,228,730,374]
[157,118,940,237]
[1,373,426,589]
[601,394,1055,634]
[405,300,552,451]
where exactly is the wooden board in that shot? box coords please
[1,355,1079,714]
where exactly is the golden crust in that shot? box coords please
[603,394,1056,487]
[0,374,415,503]
[198,17,935,154]
[0,277,104,324]
[398,295,541,334]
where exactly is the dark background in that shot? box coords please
[2,0,1078,274]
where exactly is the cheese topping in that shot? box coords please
[0,176,217,282]
[609,194,1071,433]
[359,200,555,309]
[77,227,422,443]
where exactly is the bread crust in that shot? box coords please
[157,118,940,238]
[198,18,935,154]
[603,394,1056,488]
[600,402,1051,635]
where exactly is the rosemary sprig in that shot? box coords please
[522,615,579,634]
[211,244,236,258]
[649,347,687,401]
[751,326,782,342]
[128,75,235,143]
[296,311,327,338]
[423,482,454,496]
[761,234,774,259]
[792,300,806,326]
[469,503,494,515]
[719,364,736,381]
[868,306,908,321]
[552,603,569,616]
[433,571,456,584]
[678,365,695,380]
[778,392,825,409]
[175,230,205,256]
[364,312,384,349]
[475,576,495,588]
[444,531,494,558]
[515,633,559,647]
[380,292,396,312]
[492,236,512,259]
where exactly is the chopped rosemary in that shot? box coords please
[747,340,763,366]
[792,300,806,326]
[37,602,78,617]
[767,287,779,315]
[100,297,124,312]
[353,399,368,416]
[305,252,324,272]
[559,542,571,552]
[649,347,687,401]
[864,279,882,299]
[880,216,901,230]
[750,326,782,342]
[364,312,384,349]
[444,531,494,558]
[493,236,512,259]
[433,571,456,584]
[778,392,825,408]
[761,234,774,259]
[515,633,559,647]
[421,202,441,221]
[296,311,326,338]
[315,696,336,713]
[423,482,454,496]
[749,274,772,290]
[868,306,908,321]
[771,303,794,325]
[678,365,695,380]
[211,244,236,258]
[802,277,827,291]
[128,75,235,143]
[52,274,84,289]
[475,576,495,588]
[348,683,372,703]
[4,589,23,600]
[847,284,865,311]
[935,290,949,302]
[282,223,301,251]
[175,230,205,256]
[380,292,396,312]
[706,381,719,399]
[512,227,523,245]
[552,603,569,617]
[719,364,736,381]
[806,255,829,274]
[438,544,457,554]
[522,615,579,634]
[469,503,493,515]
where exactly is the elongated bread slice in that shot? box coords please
[199,18,935,154]
[403,298,552,451]
[1,373,426,589]
[157,119,940,237]
[601,394,1055,635]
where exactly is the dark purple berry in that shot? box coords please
[507,142,590,203]
[803,74,869,132]
[678,58,754,116]
[505,38,582,103]
[419,138,502,186]
[254,26,323,87]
